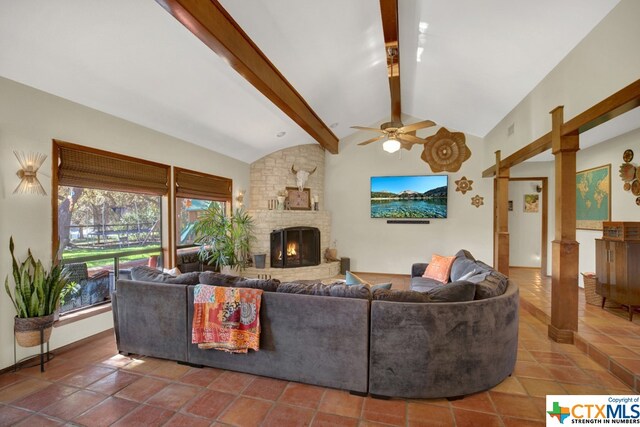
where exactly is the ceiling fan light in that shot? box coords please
[382,138,401,153]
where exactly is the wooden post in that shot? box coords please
[494,151,510,275]
[549,106,580,343]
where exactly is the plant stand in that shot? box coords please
[14,323,53,373]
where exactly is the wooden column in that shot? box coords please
[494,151,510,275]
[549,106,580,343]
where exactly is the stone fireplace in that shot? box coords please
[270,227,320,268]
[243,144,339,281]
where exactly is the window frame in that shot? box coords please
[172,166,233,270]
[51,140,170,317]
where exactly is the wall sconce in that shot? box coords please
[13,151,47,196]
[236,189,245,206]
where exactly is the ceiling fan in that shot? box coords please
[352,118,436,153]
[351,9,436,154]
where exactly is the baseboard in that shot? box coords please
[0,328,115,375]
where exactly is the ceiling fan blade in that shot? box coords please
[397,134,426,145]
[351,126,387,134]
[357,135,386,146]
[398,120,436,133]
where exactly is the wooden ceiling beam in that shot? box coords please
[562,79,640,136]
[484,78,640,177]
[482,132,551,177]
[156,0,339,154]
[380,0,401,123]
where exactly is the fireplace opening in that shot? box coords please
[270,227,320,268]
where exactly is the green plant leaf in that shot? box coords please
[29,289,40,317]
[4,276,18,313]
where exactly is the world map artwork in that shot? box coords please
[576,164,610,230]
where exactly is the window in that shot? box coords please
[173,167,232,272]
[53,140,169,314]
[176,198,226,248]
[58,187,162,313]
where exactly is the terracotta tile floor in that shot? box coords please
[0,269,635,426]
[511,267,640,392]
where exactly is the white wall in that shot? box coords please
[485,0,640,159]
[0,76,250,370]
[325,127,492,274]
[510,161,555,276]
[576,127,640,286]
[483,0,639,280]
[508,181,543,268]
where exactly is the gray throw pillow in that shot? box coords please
[455,249,476,261]
[232,278,281,292]
[472,270,509,300]
[165,272,200,285]
[198,271,242,287]
[450,257,478,282]
[130,266,200,285]
[277,282,371,300]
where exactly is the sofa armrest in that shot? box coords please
[411,263,428,278]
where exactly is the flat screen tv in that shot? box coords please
[370,175,448,218]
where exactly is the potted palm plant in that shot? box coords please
[4,237,72,347]
[193,204,255,274]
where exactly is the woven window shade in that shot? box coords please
[175,168,231,200]
[57,145,169,195]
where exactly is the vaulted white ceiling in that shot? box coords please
[0,0,621,163]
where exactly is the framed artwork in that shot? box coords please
[286,187,311,210]
[524,194,539,213]
[576,164,611,230]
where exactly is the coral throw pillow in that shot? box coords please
[422,254,456,283]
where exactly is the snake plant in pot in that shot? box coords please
[4,237,72,347]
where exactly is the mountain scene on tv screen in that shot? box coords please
[371,177,447,218]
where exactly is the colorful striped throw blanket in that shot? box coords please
[192,284,262,353]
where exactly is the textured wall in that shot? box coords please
[248,144,332,271]
[250,144,325,210]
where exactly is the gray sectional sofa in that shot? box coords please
[112,251,518,399]
[113,273,370,394]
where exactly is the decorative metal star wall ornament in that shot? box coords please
[471,195,484,208]
[455,176,473,195]
[421,127,471,172]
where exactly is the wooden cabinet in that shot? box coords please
[595,238,640,320]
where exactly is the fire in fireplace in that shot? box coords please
[270,227,320,268]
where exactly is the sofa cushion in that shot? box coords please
[450,257,478,282]
[426,281,476,302]
[277,282,371,300]
[233,278,281,292]
[374,281,476,303]
[422,254,456,283]
[346,271,392,292]
[199,271,242,287]
[410,276,444,292]
[198,271,280,292]
[455,249,476,261]
[130,266,200,285]
[373,289,432,302]
[470,270,509,300]
[411,263,429,278]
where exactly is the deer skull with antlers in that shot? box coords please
[291,165,317,191]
